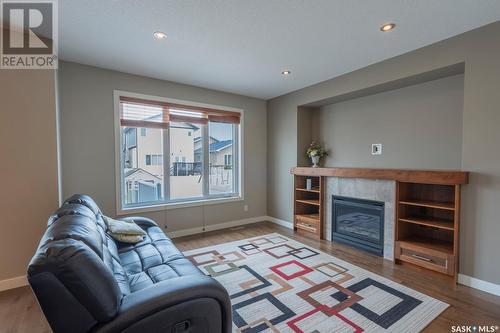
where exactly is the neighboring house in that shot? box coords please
[193,136,220,163]
[124,127,163,177]
[170,123,198,164]
[194,139,232,166]
[123,168,162,203]
[207,140,233,166]
[123,122,198,203]
[205,140,234,191]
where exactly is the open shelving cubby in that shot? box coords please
[293,175,324,238]
[395,182,460,276]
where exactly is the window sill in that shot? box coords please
[116,195,244,216]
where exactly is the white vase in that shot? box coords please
[311,156,320,168]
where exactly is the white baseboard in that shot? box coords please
[0,275,28,292]
[166,215,293,238]
[266,216,294,229]
[458,274,500,297]
[167,216,269,238]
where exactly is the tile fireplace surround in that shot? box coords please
[325,177,396,261]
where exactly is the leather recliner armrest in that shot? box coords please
[91,275,232,333]
[119,216,158,229]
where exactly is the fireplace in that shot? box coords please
[332,196,384,256]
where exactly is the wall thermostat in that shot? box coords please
[372,143,383,155]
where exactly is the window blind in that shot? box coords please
[120,96,240,127]
[120,96,169,128]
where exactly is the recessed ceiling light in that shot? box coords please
[153,31,167,40]
[281,70,291,75]
[380,23,396,32]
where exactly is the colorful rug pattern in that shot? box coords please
[184,233,448,333]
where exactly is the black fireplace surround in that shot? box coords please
[332,195,384,256]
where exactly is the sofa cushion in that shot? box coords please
[118,225,203,293]
[47,203,96,226]
[40,214,105,257]
[64,194,101,216]
[54,195,131,295]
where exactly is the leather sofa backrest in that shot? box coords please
[28,194,124,332]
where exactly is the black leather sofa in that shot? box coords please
[28,194,232,333]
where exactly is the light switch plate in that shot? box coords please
[372,143,383,155]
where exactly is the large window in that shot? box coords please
[116,93,241,211]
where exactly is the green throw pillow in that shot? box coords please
[108,233,144,244]
[104,216,146,235]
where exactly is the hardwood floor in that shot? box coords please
[0,285,51,333]
[1,221,499,333]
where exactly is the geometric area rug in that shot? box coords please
[184,233,448,333]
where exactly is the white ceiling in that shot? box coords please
[59,0,500,99]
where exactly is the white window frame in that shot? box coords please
[114,90,244,215]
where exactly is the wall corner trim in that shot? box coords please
[0,275,28,292]
[458,274,500,297]
[266,216,294,229]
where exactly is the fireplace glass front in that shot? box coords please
[332,196,384,256]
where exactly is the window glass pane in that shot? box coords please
[169,122,203,200]
[122,127,164,205]
[209,122,235,195]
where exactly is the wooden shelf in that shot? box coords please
[295,214,320,224]
[296,222,317,233]
[399,200,455,211]
[296,199,320,206]
[399,216,454,231]
[398,236,453,254]
[396,181,461,277]
[294,175,324,239]
[295,187,320,193]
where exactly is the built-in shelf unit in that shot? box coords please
[293,175,324,238]
[395,182,461,276]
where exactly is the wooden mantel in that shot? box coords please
[291,167,468,185]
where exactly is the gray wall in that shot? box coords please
[0,70,59,281]
[267,21,500,285]
[58,61,267,232]
[311,74,464,169]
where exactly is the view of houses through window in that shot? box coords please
[169,121,202,200]
[123,127,164,204]
[208,121,234,195]
[120,97,239,207]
